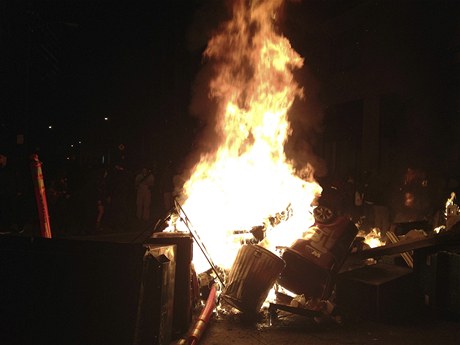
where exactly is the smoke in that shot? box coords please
[185,0,231,53]
[177,0,230,186]
[285,64,327,178]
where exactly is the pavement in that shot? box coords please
[188,308,460,345]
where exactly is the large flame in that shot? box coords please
[171,0,321,272]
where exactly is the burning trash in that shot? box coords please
[165,198,360,332]
[445,192,460,230]
[151,0,386,332]
[277,207,359,300]
[355,228,386,249]
[163,0,321,277]
[155,0,353,335]
[155,0,457,339]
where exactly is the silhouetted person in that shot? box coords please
[391,166,432,235]
[76,166,108,233]
[47,173,71,235]
[361,170,391,235]
[105,161,133,232]
[135,167,154,222]
[0,150,14,232]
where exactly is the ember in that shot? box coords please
[445,192,460,229]
[358,228,386,248]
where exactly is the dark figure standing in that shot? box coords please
[105,161,134,233]
[135,167,154,223]
[0,151,14,232]
[391,166,432,235]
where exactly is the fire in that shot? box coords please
[445,192,458,217]
[169,0,321,273]
[362,228,386,248]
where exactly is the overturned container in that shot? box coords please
[221,244,285,314]
[278,208,359,299]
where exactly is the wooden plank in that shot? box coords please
[346,225,460,262]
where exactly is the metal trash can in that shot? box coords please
[221,244,285,314]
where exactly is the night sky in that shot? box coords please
[2,0,460,176]
[3,0,207,169]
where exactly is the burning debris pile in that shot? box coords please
[155,0,356,333]
[166,200,359,328]
[164,0,321,275]
[166,190,460,345]
[156,0,460,342]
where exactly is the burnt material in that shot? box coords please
[268,303,322,318]
[346,224,460,262]
[278,216,359,298]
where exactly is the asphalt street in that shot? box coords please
[190,310,460,345]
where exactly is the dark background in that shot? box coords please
[1,0,459,181]
[2,0,206,173]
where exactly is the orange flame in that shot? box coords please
[171,0,321,272]
[362,228,386,248]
